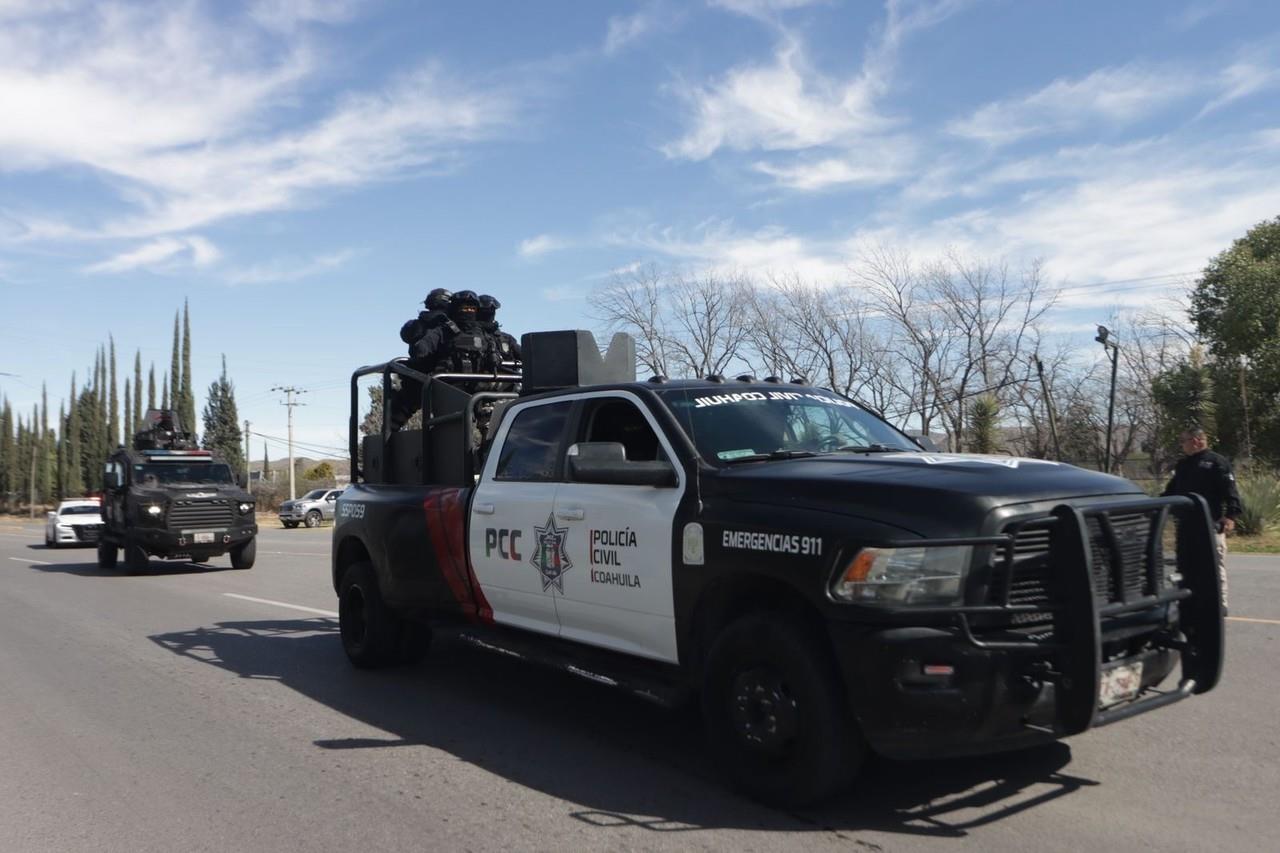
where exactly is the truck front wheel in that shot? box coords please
[97,540,118,569]
[701,614,863,806]
[124,538,149,575]
[305,510,322,528]
[230,538,256,570]
[339,561,404,668]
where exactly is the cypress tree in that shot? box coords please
[202,355,243,474]
[109,335,119,449]
[56,402,65,500]
[181,299,196,439]
[134,350,143,433]
[66,375,83,496]
[162,374,169,411]
[263,441,270,482]
[148,364,156,412]
[123,380,131,447]
[0,398,13,505]
[170,311,180,419]
[38,384,51,504]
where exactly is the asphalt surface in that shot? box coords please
[0,518,1276,852]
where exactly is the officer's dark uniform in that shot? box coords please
[477,294,521,367]
[1163,447,1241,609]
[1163,449,1243,525]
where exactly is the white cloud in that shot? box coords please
[249,0,360,32]
[605,6,666,55]
[662,38,891,160]
[226,249,357,285]
[518,234,571,258]
[85,235,220,274]
[0,3,520,242]
[752,136,916,190]
[708,0,823,22]
[540,286,583,302]
[948,65,1200,146]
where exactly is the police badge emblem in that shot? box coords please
[531,513,573,593]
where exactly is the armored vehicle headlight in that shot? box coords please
[830,545,973,606]
[146,504,163,517]
[238,502,254,515]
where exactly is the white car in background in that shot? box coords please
[45,499,104,548]
[277,488,344,528]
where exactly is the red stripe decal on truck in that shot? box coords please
[423,488,493,624]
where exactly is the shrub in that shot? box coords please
[1234,472,1280,536]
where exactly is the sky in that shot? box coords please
[2,0,1279,457]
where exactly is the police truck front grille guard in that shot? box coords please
[349,360,521,484]
[861,494,1223,733]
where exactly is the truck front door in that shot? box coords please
[468,399,574,637]
[552,393,684,663]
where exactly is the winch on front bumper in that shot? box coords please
[832,494,1224,759]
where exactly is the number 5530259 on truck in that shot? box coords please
[331,330,1223,806]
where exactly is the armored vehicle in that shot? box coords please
[98,409,258,573]
[332,332,1223,805]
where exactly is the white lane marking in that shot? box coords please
[1227,616,1280,625]
[223,593,338,618]
[8,557,50,565]
[259,551,329,557]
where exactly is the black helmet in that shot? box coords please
[424,287,452,310]
[449,290,479,318]
[477,294,500,321]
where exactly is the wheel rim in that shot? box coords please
[729,666,800,757]
[340,584,368,651]
[307,512,320,527]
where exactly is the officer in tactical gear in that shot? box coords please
[389,289,462,430]
[477,294,522,365]
[442,290,490,375]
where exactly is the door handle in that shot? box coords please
[474,502,496,515]
[556,507,585,521]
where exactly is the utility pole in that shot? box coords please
[271,386,307,500]
[1034,355,1062,461]
[1095,326,1120,474]
[243,420,252,491]
[29,441,37,519]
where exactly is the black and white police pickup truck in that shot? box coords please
[332,331,1223,805]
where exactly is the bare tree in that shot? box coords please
[665,271,753,377]
[588,264,675,377]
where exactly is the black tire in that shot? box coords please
[339,561,406,669]
[230,538,256,570]
[304,510,322,529]
[124,538,149,575]
[47,536,58,549]
[282,521,298,529]
[97,540,118,569]
[701,614,863,806]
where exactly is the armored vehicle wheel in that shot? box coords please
[97,540,118,569]
[339,561,406,669]
[124,538,149,575]
[230,538,256,570]
[304,510,322,528]
[701,614,862,807]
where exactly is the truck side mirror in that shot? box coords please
[567,442,677,487]
[911,434,941,452]
[238,472,249,489]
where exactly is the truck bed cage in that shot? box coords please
[349,358,521,486]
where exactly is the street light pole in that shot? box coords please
[1095,326,1119,474]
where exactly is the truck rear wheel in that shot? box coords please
[230,538,256,570]
[124,538,149,575]
[701,614,862,806]
[97,540,118,569]
[339,561,404,668]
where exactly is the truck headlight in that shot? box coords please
[146,504,163,517]
[237,502,254,515]
[830,546,973,606]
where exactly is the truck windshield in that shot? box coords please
[301,489,327,500]
[658,388,919,464]
[133,463,235,486]
[59,505,101,516]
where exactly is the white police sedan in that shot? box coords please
[45,499,104,548]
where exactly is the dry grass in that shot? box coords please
[1226,529,1280,553]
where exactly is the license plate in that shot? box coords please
[1099,661,1144,708]
[193,532,215,544]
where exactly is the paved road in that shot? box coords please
[0,519,1276,852]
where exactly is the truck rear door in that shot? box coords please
[468,399,574,637]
